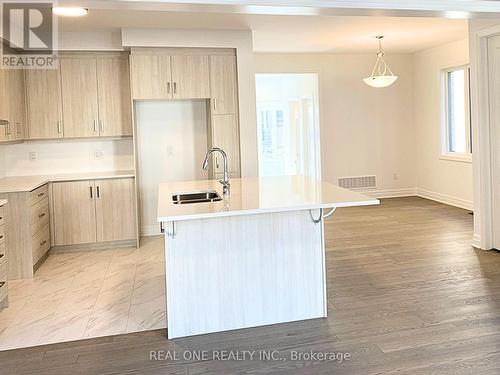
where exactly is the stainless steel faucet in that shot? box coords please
[202,147,230,195]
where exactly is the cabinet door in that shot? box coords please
[53,180,97,246]
[95,178,136,242]
[211,114,240,175]
[8,69,26,140]
[171,55,210,99]
[97,57,132,136]
[60,58,99,138]
[130,55,172,99]
[26,69,63,139]
[210,55,237,115]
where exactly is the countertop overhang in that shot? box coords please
[157,176,379,222]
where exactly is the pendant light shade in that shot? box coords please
[364,36,398,88]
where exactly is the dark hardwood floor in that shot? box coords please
[3,197,500,375]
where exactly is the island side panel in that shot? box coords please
[164,209,326,339]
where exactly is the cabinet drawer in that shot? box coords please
[0,205,4,226]
[29,184,49,206]
[0,243,5,263]
[0,225,4,245]
[32,224,50,265]
[30,198,49,236]
[0,260,7,303]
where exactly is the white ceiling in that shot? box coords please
[57,10,468,53]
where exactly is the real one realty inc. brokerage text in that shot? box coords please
[150,350,352,363]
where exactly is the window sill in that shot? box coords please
[440,154,472,163]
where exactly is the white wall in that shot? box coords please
[254,53,416,195]
[2,139,134,176]
[414,39,472,209]
[135,100,209,235]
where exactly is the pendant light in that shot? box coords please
[363,35,398,88]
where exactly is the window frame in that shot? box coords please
[441,64,472,163]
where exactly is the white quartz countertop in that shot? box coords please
[157,176,379,222]
[0,170,135,193]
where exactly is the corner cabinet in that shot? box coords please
[52,177,136,247]
[26,53,132,140]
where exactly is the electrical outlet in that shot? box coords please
[94,150,104,160]
[29,152,37,161]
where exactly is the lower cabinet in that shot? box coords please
[53,178,136,246]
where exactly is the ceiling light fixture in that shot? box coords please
[52,7,88,17]
[363,35,398,88]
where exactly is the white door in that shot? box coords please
[255,74,321,180]
[488,35,500,250]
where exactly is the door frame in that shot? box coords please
[470,23,500,250]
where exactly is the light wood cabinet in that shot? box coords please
[26,69,63,139]
[60,58,100,138]
[53,180,97,246]
[0,184,52,279]
[129,54,172,100]
[95,178,136,242]
[130,52,210,100]
[53,178,136,247]
[210,55,238,115]
[171,55,210,99]
[0,68,26,142]
[211,114,240,175]
[97,57,133,136]
[0,201,7,309]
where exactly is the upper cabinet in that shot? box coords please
[26,69,63,139]
[129,55,172,100]
[210,55,238,115]
[97,57,133,137]
[0,68,26,143]
[171,55,210,99]
[60,58,100,138]
[25,53,132,140]
[130,49,210,100]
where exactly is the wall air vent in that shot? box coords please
[338,175,377,190]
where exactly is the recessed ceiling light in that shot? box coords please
[52,7,88,17]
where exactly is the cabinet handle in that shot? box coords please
[93,120,97,133]
[0,282,5,288]
[38,212,46,219]
[213,98,217,111]
[0,216,3,220]
[173,82,177,94]
[0,235,3,240]
[90,186,93,198]
[0,254,4,259]
[99,120,104,134]
[57,121,62,134]
[167,82,171,94]
[96,185,100,198]
[40,240,47,246]
[37,192,45,197]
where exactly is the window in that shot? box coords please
[442,66,472,161]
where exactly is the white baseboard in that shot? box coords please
[416,188,473,211]
[472,233,484,249]
[364,188,418,199]
[363,187,473,211]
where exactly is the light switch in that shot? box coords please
[94,150,104,160]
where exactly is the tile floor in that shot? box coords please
[0,236,166,351]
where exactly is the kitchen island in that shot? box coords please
[157,176,379,338]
